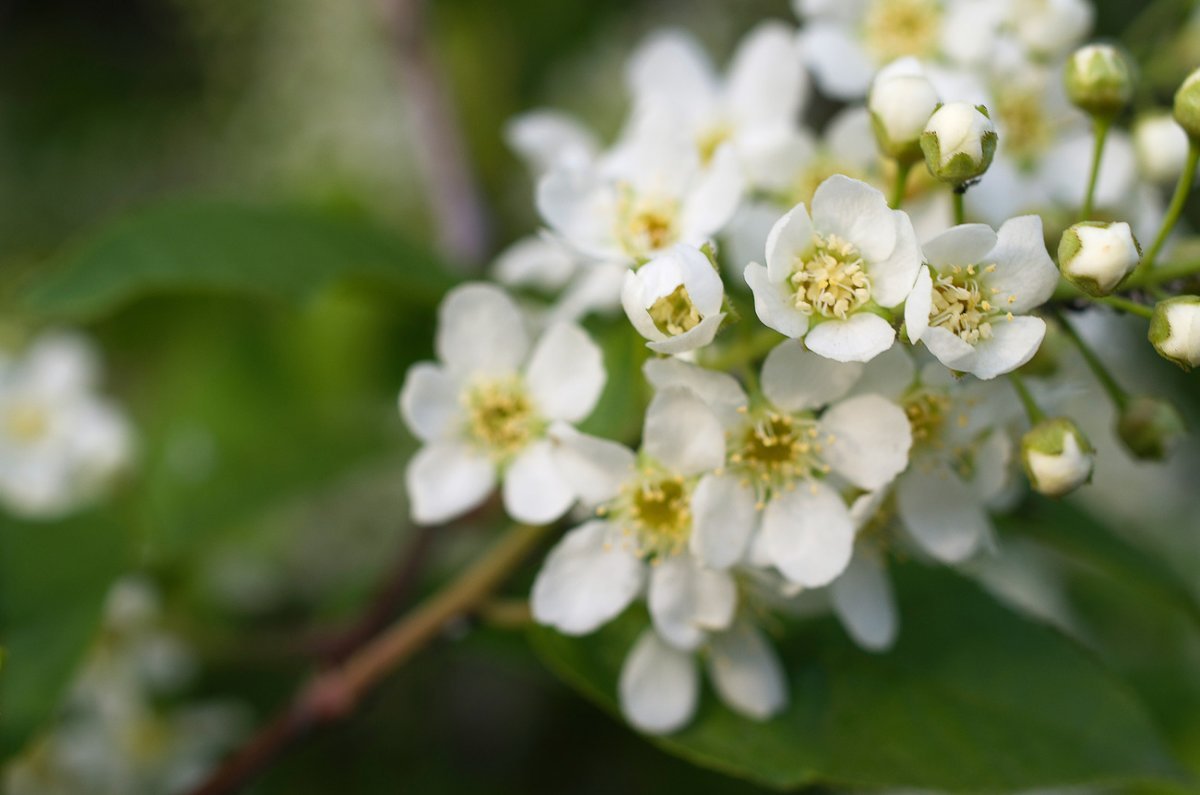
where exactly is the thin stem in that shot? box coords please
[1052,309,1130,410]
[1139,139,1200,276]
[1081,118,1111,221]
[952,189,965,225]
[1008,372,1046,425]
[1099,294,1155,319]
[890,159,914,209]
[187,522,553,795]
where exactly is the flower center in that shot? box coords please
[4,402,50,444]
[864,0,942,62]
[903,389,953,449]
[463,378,542,460]
[648,284,702,336]
[612,472,694,559]
[729,412,832,502]
[696,123,733,165]
[790,233,872,319]
[994,85,1053,166]
[928,264,1012,345]
[616,189,680,258]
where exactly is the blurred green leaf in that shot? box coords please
[530,566,1184,792]
[19,201,458,320]
[0,511,130,758]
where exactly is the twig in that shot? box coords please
[186,523,552,795]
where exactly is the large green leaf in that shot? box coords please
[531,566,1184,792]
[0,511,130,757]
[20,201,458,320]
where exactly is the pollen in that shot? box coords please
[611,471,695,559]
[615,188,680,258]
[864,0,942,62]
[790,233,872,319]
[648,284,702,336]
[463,377,543,461]
[928,263,1008,345]
[729,411,831,497]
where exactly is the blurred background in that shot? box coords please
[1,0,1199,793]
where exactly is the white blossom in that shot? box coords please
[621,244,726,354]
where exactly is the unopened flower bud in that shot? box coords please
[921,103,997,184]
[1064,44,1133,119]
[869,72,940,164]
[1148,295,1200,371]
[1116,396,1186,461]
[1021,418,1094,498]
[1134,112,1190,183]
[1057,221,1140,296]
[1174,67,1200,141]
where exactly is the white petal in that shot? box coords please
[627,30,716,115]
[676,244,725,315]
[492,234,578,291]
[727,21,807,129]
[803,314,896,363]
[547,422,636,505]
[761,339,863,411]
[680,146,745,241]
[967,316,1047,380]
[904,265,933,343]
[643,358,748,428]
[985,215,1058,313]
[923,223,998,268]
[867,210,923,308]
[970,429,1012,503]
[619,629,699,735]
[531,521,644,635]
[799,23,874,99]
[847,344,915,401]
[406,442,495,525]
[398,362,460,442]
[503,441,576,525]
[622,269,668,342]
[920,325,979,373]
[690,474,758,569]
[643,387,726,475]
[765,202,815,283]
[830,552,897,652]
[646,312,725,355]
[746,262,810,339]
[436,283,529,376]
[649,556,736,650]
[536,168,620,261]
[762,481,855,587]
[897,467,990,563]
[821,394,913,490]
[504,110,598,175]
[811,176,896,263]
[707,621,788,720]
[524,322,606,422]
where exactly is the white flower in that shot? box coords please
[619,619,787,735]
[906,216,1058,379]
[504,109,599,176]
[627,23,809,189]
[0,332,132,519]
[531,387,735,651]
[829,492,898,651]
[537,113,744,264]
[491,234,626,324]
[920,102,997,183]
[745,175,922,362]
[1021,417,1094,497]
[621,244,726,354]
[1149,296,1200,371]
[1134,112,1191,183]
[399,283,605,525]
[647,343,911,588]
[1058,221,1141,297]
[1008,0,1093,59]
[868,60,941,162]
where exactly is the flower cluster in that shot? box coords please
[400,0,1200,735]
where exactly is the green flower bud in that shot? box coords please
[1174,67,1200,141]
[1064,44,1134,119]
[1116,396,1186,461]
[921,102,998,185]
[1021,417,1094,498]
[1148,295,1200,371]
[1057,221,1141,297]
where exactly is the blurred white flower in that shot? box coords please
[868,59,942,162]
[1133,112,1191,184]
[399,283,605,525]
[504,109,600,176]
[621,244,726,354]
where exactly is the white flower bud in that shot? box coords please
[621,244,726,355]
[868,72,940,164]
[1057,221,1140,297]
[1021,418,1094,498]
[1117,396,1187,461]
[1174,67,1200,141]
[1149,295,1200,371]
[920,103,997,184]
[1134,112,1190,183]
[1063,44,1134,119]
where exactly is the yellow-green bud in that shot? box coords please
[920,103,998,185]
[1021,417,1094,498]
[1148,295,1200,371]
[1064,44,1134,119]
[1057,221,1141,297]
[1174,67,1200,141]
[1116,396,1186,461]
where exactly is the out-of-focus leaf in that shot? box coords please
[0,511,129,757]
[20,201,458,320]
[530,566,1184,792]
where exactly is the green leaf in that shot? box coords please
[0,511,130,758]
[530,565,1184,792]
[20,201,458,320]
